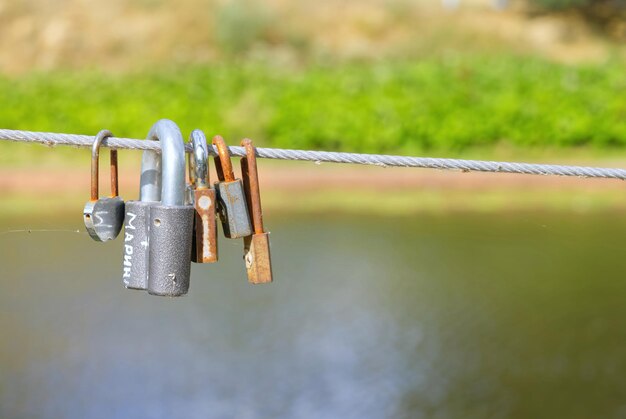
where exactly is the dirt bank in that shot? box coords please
[2,164,625,216]
[1,164,625,195]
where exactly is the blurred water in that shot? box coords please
[1,212,626,419]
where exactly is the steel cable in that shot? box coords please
[1,128,626,180]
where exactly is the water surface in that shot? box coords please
[1,212,625,419]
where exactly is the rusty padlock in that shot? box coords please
[189,129,218,263]
[212,135,252,239]
[240,138,273,284]
[83,130,125,242]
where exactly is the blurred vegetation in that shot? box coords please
[529,0,626,39]
[1,54,625,160]
[1,1,625,213]
[1,0,622,73]
[530,0,625,10]
[530,0,590,9]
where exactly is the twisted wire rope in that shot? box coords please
[1,128,625,180]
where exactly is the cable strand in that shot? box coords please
[1,128,625,180]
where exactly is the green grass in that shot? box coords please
[2,54,626,165]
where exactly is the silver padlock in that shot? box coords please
[146,120,194,296]
[212,135,252,239]
[84,130,125,242]
[121,123,170,290]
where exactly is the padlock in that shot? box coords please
[189,129,218,263]
[212,135,252,239]
[121,122,169,290]
[240,138,273,284]
[146,120,194,296]
[84,130,125,242]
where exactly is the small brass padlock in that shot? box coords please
[83,130,125,242]
[212,135,252,239]
[188,129,218,263]
[240,138,273,284]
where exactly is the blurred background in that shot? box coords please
[2,0,626,418]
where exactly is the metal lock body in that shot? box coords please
[146,120,194,296]
[84,130,125,242]
[148,205,194,295]
[240,139,273,284]
[122,124,168,291]
[212,135,252,239]
[122,200,151,290]
[188,129,218,263]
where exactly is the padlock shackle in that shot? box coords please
[241,138,264,234]
[186,149,195,187]
[212,135,235,182]
[139,119,186,206]
[90,130,118,201]
[189,129,210,189]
